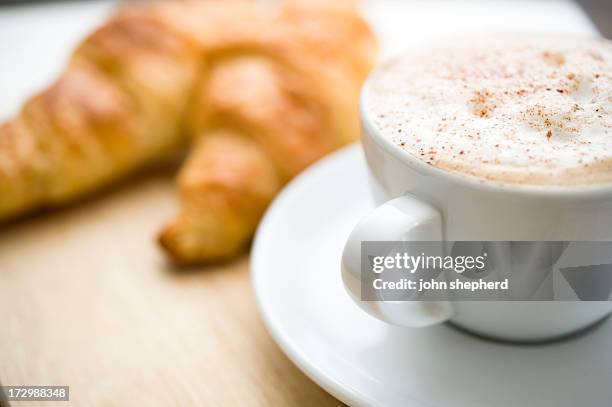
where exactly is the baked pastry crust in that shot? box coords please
[0,0,377,264]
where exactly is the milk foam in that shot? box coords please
[365,35,612,186]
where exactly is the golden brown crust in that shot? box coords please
[159,131,282,264]
[158,1,376,263]
[0,4,200,219]
[0,0,377,264]
[189,57,333,179]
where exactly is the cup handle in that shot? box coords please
[341,195,455,327]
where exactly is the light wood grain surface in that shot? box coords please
[0,171,342,406]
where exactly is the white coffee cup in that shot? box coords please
[341,67,612,343]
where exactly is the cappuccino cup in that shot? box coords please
[341,35,612,342]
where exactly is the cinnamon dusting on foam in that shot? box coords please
[366,35,612,186]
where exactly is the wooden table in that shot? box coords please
[0,171,342,406]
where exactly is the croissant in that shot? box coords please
[0,0,377,264]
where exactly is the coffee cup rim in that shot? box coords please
[360,71,612,200]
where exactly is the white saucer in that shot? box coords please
[251,144,612,407]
